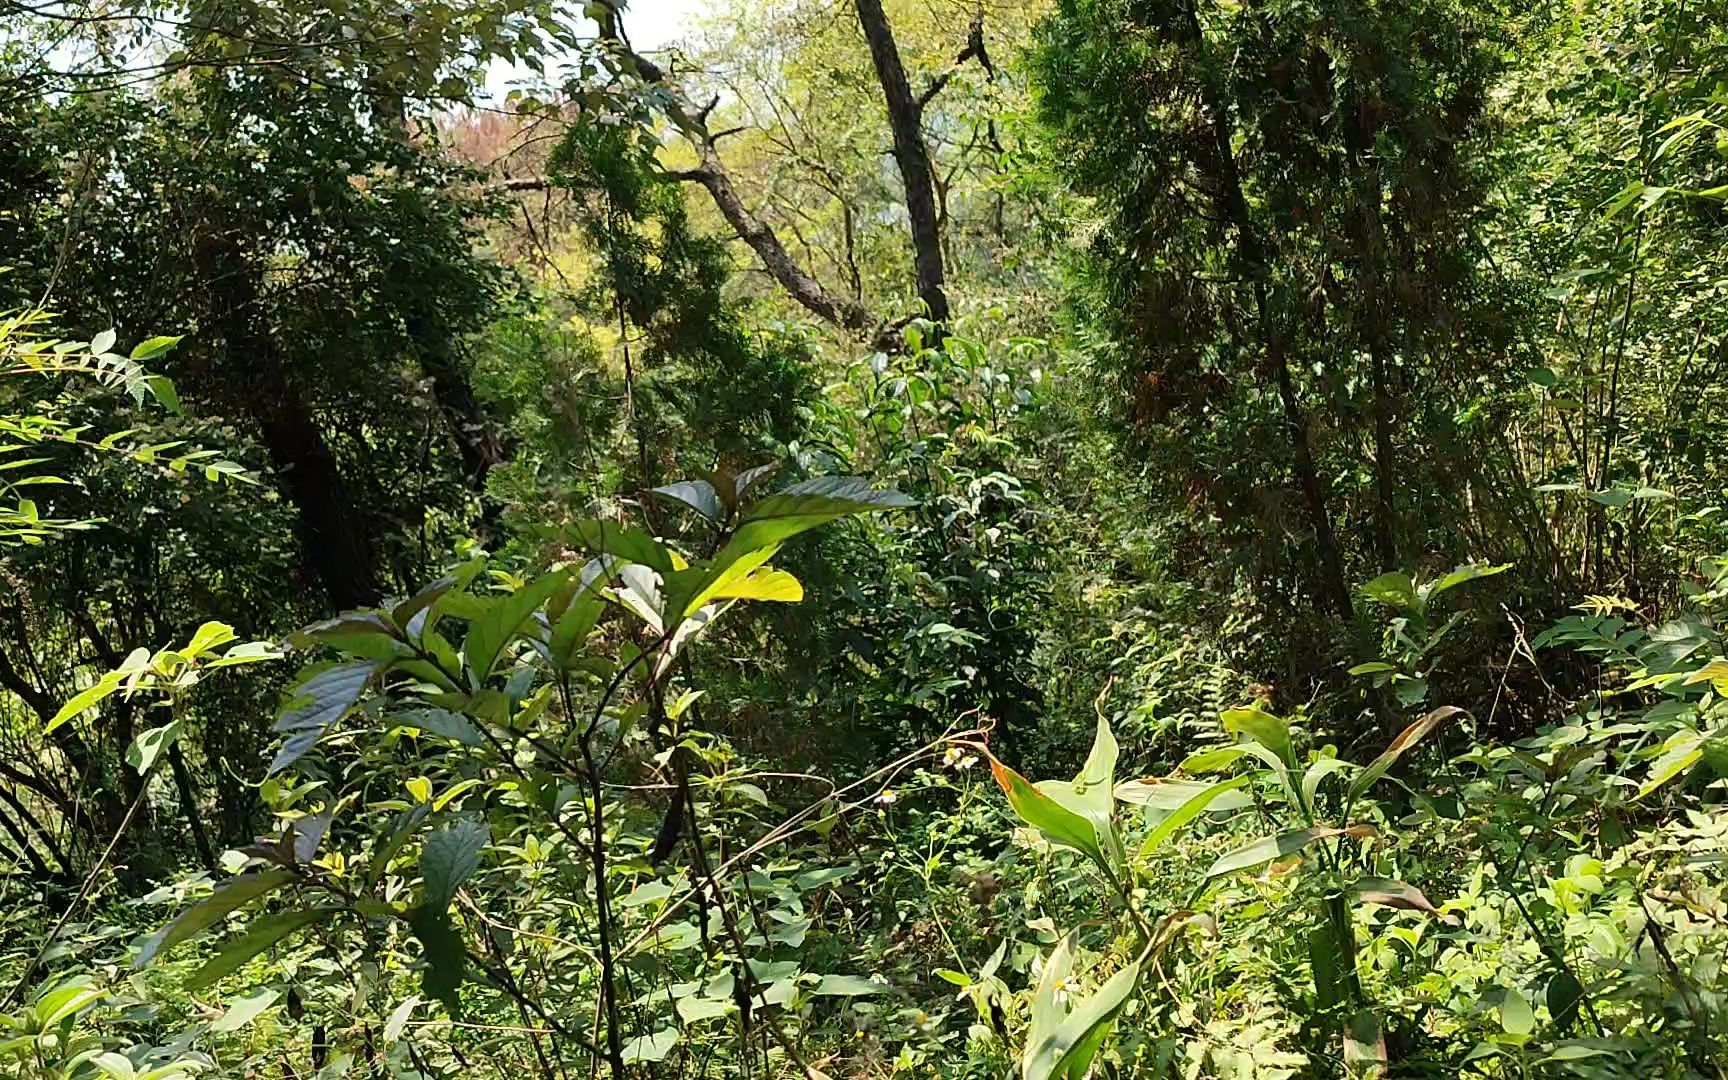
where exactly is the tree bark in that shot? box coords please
[0,785,66,879]
[192,225,384,611]
[676,148,880,337]
[167,742,216,871]
[0,800,55,881]
[853,0,950,325]
[1183,4,1353,623]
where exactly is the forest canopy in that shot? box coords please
[2,0,1728,1077]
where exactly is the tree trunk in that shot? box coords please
[1184,4,1353,623]
[168,743,216,871]
[0,800,55,881]
[192,225,384,611]
[853,0,951,326]
[0,785,66,880]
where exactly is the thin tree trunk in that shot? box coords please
[167,743,215,871]
[674,146,882,340]
[192,226,384,611]
[0,798,57,881]
[853,0,950,326]
[1185,4,1352,622]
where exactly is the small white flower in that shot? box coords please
[876,789,899,805]
[959,754,979,771]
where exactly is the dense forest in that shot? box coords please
[2,0,1727,1075]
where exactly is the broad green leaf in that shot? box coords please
[1497,987,1534,1035]
[623,1028,679,1064]
[410,905,464,1013]
[433,779,482,812]
[463,569,572,687]
[659,544,779,626]
[205,641,282,668]
[1033,716,1122,866]
[34,983,105,1026]
[549,570,611,668]
[1638,735,1704,800]
[130,335,183,361]
[422,819,489,908]
[1348,661,1397,676]
[611,563,667,632]
[46,671,124,734]
[126,721,181,775]
[812,974,886,996]
[383,996,420,1043]
[1547,970,1584,1033]
[651,480,724,521]
[705,567,804,603]
[1347,706,1463,802]
[1426,562,1511,602]
[661,477,910,622]
[86,1052,138,1080]
[1179,746,1248,774]
[1301,756,1354,809]
[990,756,1105,868]
[396,707,483,746]
[270,661,379,774]
[209,988,279,1032]
[182,621,237,660]
[1205,826,1371,879]
[1145,775,1250,852]
[138,869,295,967]
[569,519,676,576]
[1358,572,1417,611]
[1113,777,1250,811]
[1221,706,1296,770]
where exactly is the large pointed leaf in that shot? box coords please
[1034,716,1121,866]
[660,478,910,623]
[46,671,124,734]
[137,869,295,967]
[1425,562,1511,603]
[33,983,106,1026]
[1205,826,1373,879]
[1221,706,1296,770]
[1145,775,1250,852]
[1346,706,1463,802]
[659,544,781,627]
[126,720,182,775]
[990,756,1105,869]
[1358,572,1418,612]
[186,908,335,990]
[422,819,489,909]
[548,570,611,669]
[269,661,379,774]
[411,905,465,1013]
[1113,777,1251,811]
[569,519,676,576]
[463,570,572,687]
[651,480,723,522]
[1022,932,1141,1080]
[209,988,280,1032]
[705,567,803,603]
